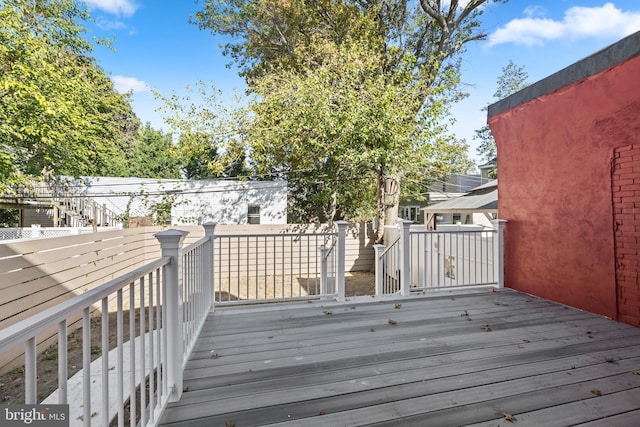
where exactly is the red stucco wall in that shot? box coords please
[488,55,640,321]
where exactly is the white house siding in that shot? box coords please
[80,177,288,225]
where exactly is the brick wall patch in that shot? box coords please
[612,144,640,327]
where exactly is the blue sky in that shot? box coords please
[86,1,640,165]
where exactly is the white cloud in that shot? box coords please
[96,17,128,31]
[84,0,138,17]
[523,5,546,18]
[112,76,148,94]
[489,2,640,47]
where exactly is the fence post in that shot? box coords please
[319,246,329,296]
[399,219,412,296]
[31,224,42,238]
[373,244,385,296]
[155,229,188,403]
[491,219,507,288]
[335,221,349,300]
[203,223,216,312]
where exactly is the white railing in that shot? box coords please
[213,221,348,304]
[374,236,401,295]
[0,224,214,427]
[375,220,506,295]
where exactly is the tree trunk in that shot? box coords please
[374,170,401,245]
[374,169,386,244]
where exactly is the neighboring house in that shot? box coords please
[400,173,482,223]
[478,158,496,181]
[488,31,640,327]
[80,177,288,225]
[421,180,498,229]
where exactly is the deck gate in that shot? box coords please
[375,220,506,295]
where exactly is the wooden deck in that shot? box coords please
[159,289,640,426]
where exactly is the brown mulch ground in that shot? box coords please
[0,272,375,407]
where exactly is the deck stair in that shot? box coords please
[0,178,121,227]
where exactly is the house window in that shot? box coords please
[247,205,261,224]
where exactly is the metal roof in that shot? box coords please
[421,180,498,214]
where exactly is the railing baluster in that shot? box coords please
[148,271,155,424]
[139,277,146,426]
[58,320,68,404]
[82,307,91,427]
[117,289,124,427]
[101,297,109,427]
[25,337,36,404]
[129,282,136,427]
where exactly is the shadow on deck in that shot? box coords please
[159,289,640,426]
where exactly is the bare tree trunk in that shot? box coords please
[374,171,401,244]
[374,169,386,244]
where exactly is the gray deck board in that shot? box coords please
[159,289,640,426]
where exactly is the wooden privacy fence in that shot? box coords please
[0,226,204,374]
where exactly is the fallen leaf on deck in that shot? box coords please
[91,412,97,418]
[369,328,375,332]
[318,411,326,415]
[604,357,617,364]
[591,388,602,396]
[211,353,220,359]
[503,412,517,422]
[631,370,640,375]
[395,303,402,309]
[323,310,332,315]
[482,325,492,332]
[183,387,189,392]
[522,339,530,343]
[461,310,469,317]
[267,336,273,339]
[388,319,397,325]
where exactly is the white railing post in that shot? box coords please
[491,219,507,288]
[373,244,385,296]
[155,229,188,403]
[31,224,42,239]
[203,223,216,312]
[335,221,349,300]
[399,219,412,296]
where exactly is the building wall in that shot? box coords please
[488,53,640,322]
[81,177,288,225]
[612,144,640,326]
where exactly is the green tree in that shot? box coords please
[154,82,247,180]
[194,0,504,241]
[250,35,471,224]
[0,0,139,192]
[128,123,181,179]
[475,60,529,172]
